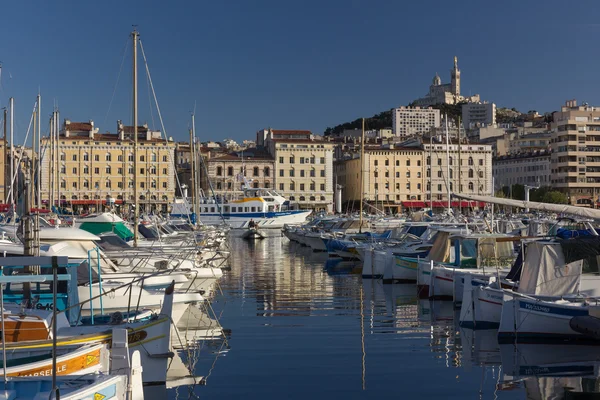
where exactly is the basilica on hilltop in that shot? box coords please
[412,57,480,107]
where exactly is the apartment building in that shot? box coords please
[392,106,440,138]
[461,102,496,129]
[258,129,335,212]
[551,100,600,205]
[493,150,551,189]
[40,120,176,213]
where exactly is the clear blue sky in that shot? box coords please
[1,0,599,144]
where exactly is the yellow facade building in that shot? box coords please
[40,120,176,213]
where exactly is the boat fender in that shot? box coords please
[570,315,600,340]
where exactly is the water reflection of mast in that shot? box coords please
[360,282,366,390]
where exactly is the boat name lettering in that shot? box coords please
[523,303,550,313]
[21,364,67,377]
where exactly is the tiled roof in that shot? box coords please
[65,122,93,131]
[271,139,329,144]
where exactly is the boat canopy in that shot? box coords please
[79,221,134,242]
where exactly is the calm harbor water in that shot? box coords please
[174,233,600,399]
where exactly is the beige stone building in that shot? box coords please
[334,145,425,213]
[334,140,493,212]
[206,149,274,199]
[551,100,600,205]
[40,120,176,213]
[257,129,335,212]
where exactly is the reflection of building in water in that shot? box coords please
[223,237,363,317]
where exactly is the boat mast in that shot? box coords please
[359,117,365,232]
[8,98,13,205]
[2,108,6,207]
[56,109,60,212]
[132,28,139,246]
[190,120,198,222]
[429,132,433,211]
[36,94,41,209]
[49,111,54,210]
[445,114,451,212]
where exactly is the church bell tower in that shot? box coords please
[451,56,460,96]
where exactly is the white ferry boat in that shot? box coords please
[171,188,312,229]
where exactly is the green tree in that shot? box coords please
[511,184,525,200]
[542,191,568,204]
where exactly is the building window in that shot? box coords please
[253,167,259,176]
[128,181,134,188]
[72,182,77,188]
[83,166,89,174]
[417,172,421,178]
[320,157,325,164]
[151,153,157,162]
[128,167,134,174]
[289,169,295,177]
[300,183,305,191]
[468,157,474,166]
[320,170,325,177]
[385,171,389,178]
[468,169,474,178]
[94,155,99,162]
[83,181,89,188]
[265,181,270,188]
[449,156,453,165]
[140,168,145,174]
[163,182,167,188]
[417,183,421,190]
[118,155,123,162]
[406,183,410,190]
[264,167,270,177]
[151,181,157,188]
[374,183,378,190]
[320,183,325,191]
[60,180,66,188]
[106,181,111,188]
[310,170,315,177]
[140,182,145,189]
[406,160,410,166]
[438,158,442,166]
[427,156,430,165]
[417,160,421,166]
[437,184,442,191]
[374,160,378,166]
[406,171,410,178]
[72,167,77,174]
[83,153,89,161]
[60,153,66,161]
[128,154,134,162]
[106,166,111,174]
[94,167,99,174]
[162,168,167,174]
[279,170,284,177]
[437,171,442,178]
[310,183,315,190]
[217,166,223,176]
[479,159,484,166]
[300,157,305,164]
[227,166,234,176]
[374,171,378,178]
[310,157,315,164]
[216,182,221,190]
[150,167,156,174]
[163,155,168,162]
[479,171,484,178]
[289,157,295,163]
[72,155,77,161]
[279,183,284,190]
[469,182,474,191]
[106,154,112,162]
[117,181,123,189]
[140,155,145,162]
[279,157,284,163]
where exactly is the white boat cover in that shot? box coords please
[453,193,600,220]
[518,241,582,295]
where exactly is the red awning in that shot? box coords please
[0,204,10,212]
[430,201,486,208]
[402,201,426,208]
[68,200,124,205]
[30,208,51,213]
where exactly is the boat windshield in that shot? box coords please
[96,234,130,250]
[138,224,160,239]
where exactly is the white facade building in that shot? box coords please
[392,106,440,138]
[492,150,551,189]
[462,102,497,129]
